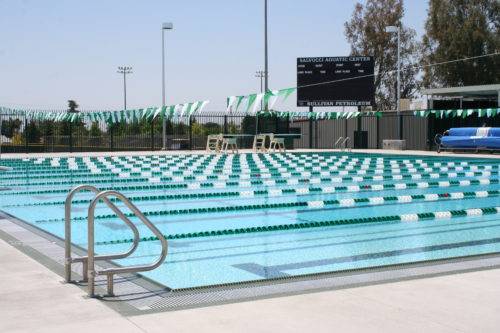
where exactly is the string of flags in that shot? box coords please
[1,99,498,124]
[0,101,210,124]
[413,108,499,119]
[226,88,296,114]
[257,110,382,120]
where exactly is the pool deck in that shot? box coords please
[2,236,500,332]
[1,149,500,332]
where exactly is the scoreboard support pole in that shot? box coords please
[309,106,313,149]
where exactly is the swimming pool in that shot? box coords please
[0,152,499,289]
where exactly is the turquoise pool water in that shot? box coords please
[0,152,499,289]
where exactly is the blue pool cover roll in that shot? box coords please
[448,128,479,136]
[442,127,500,149]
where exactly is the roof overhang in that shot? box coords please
[421,84,500,98]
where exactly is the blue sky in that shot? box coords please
[0,0,428,111]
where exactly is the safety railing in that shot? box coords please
[334,137,351,151]
[342,137,351,152]
[65,185,140,283]
[86,190,168,297]
[64,186,168,297]
[334,136,344,149]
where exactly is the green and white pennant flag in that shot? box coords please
[235,96,245,112]
[173,104,183,118]
[278,87,296,101]
[167,105,176,118]
[245,94,257,114]
[56,112,66,122]
[198,100,210,114]
[179,103,190,118]
[189,101,200,116]
[148,107,163,119]
[226,96,237,113]
[189,101,208,116]
[252,93,264,114]
[265,90,280,110]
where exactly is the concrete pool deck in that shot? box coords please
[1,236,500,332]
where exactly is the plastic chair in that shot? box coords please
[206,134,222,153]
[269,134,285,152]
[253,134,267,152]
[221,137,238,154]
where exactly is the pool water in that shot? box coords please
[0,152,499,289]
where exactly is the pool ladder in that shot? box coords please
[64,185,168,297]
[334,137,351,152]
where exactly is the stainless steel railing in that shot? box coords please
[65,185,140,283]
[334,136,344,148]
[341,137,351,152]
[86,190,168,297]
[334,137,351,151]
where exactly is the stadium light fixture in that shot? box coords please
[117,66,133,110]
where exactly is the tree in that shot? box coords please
[1,119,22,138]
[422,0,500,87]
[24,120,42,143]
[89,122,102,137]
[344,0,421,110]
[68,100,79,112]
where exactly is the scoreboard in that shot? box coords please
[297,56,375,107]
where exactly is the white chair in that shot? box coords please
[206,134,222,153]
[252,134,267,152]
[221,137,238,154]
[269,134,285,152]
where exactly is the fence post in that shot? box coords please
[189,116,193,150]
[224,115,228,134]
[399,113,403,140]
[151,118,155,151]
[376,115,380,149]
[69,121,73,153]
[314,118,318,148]
[24,117,28,153]
[309,106,313,149]
[344,118,348,141]
[110,125,114,151]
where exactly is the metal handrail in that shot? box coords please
[341,137,351,152]
[87,190,168,297]
[64,185,140,283]
[334,136,344,148]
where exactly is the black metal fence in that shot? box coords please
[1,110,498,153]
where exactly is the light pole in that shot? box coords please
[255,70,266,134]
[264,0,269,95]
[117,66,132,110]
[385,25,401,140]
[162,22,173,150]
